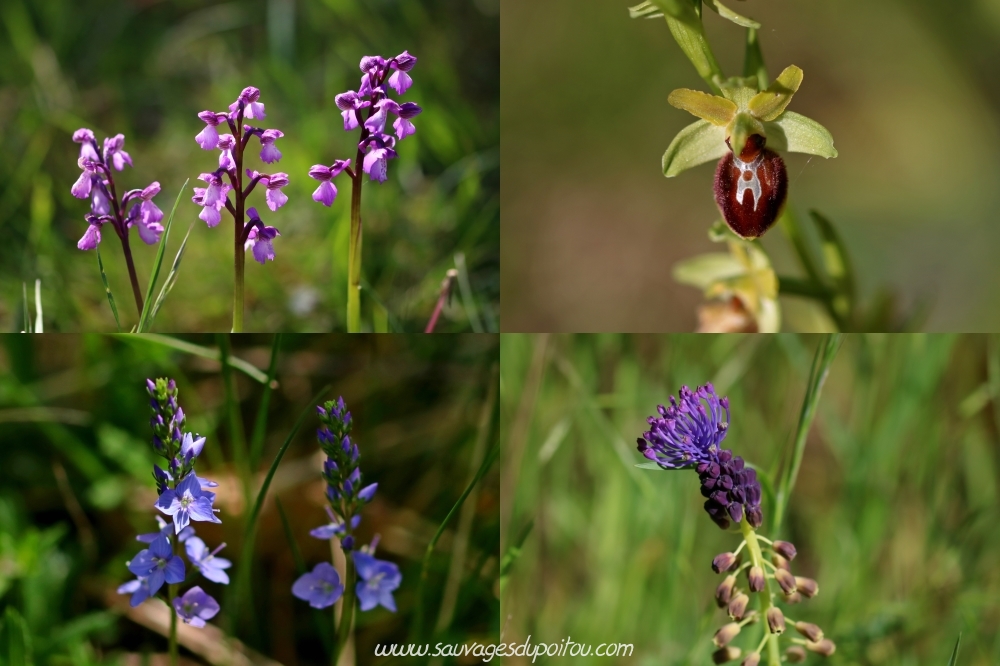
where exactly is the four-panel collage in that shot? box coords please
[2,1,1000,665]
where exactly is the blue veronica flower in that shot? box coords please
[172,586,220,628]
[354,551,401,612]
[156,473,221,533]
[117,576,153,607]
[127,534,185,596]
[636,384,730,469]
[185,537,232,585]
[136,516,195,544]
[309,506,361,540]
[292,562,344,609]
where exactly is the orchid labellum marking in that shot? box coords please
[714,134,788,240]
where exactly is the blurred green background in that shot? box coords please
[0,333,499,664]
[501,334,1000,664]
[500,0,1000,331]
[0,0,498,332]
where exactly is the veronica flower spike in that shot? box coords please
[118,378,229,662]
[292,397,399,664]
[192,86,288,332]
[637,385,834,665]
[70,128,169,319]
[308,51,423,332]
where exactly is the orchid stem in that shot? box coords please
[740,519,781,666]
[119,232,145,317]
[347,174,363,333]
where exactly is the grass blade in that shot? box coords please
[114,333,268,383]
[454,251,484,333]
[97,248,121,332]
[231,384,331,634]
[773,334,843,533]
[359,277,402,332]
[1,606,32,666]
[136,178,188,333]
[946,633,961,666]
[249,335,282,470]
[21,282,31,333]
[33,279,42,333]
[413,387,499,641]
[276,497,333,654]
[147,221,195,326]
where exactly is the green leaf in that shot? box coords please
[249,335,282,471]
[668,88,737,126]
[136,178,188,333]
[743,27,768,91]
[703,0,760,29]
[809,210,855,320]
[1,606,32,666]
[749,65,803,121]
[96,248,121,332]
[763,111,838,158]
[662,119,727,177]
[114,334,270,383]
[650,1,725,94]
[634,461,674,470]
[648,0,700,21]
[673,252,745,290]
[628,1,663,19]
[147,221,195,326]
[946,633,961,666]
[21,282,31,333]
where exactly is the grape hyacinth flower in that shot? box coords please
[118,378,229,663]
[70,128,169,318]
[292,397,398,663]
[307,52,423,332]
[192,86,288,331]
[636,385,833,665]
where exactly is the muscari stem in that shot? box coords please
[347,174,363,333]
[332,554,356,666]
[740,519,781,666]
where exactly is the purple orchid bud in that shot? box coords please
[263,172,289,211]
[195,111,225,150]
[146,378,157,394]
[230,86,266,120]
[359,55,386,75]
[73,128,100,162]
[259,129,284,164]
[103,134,133,171]
[217,134,236,171]
[77,214,104,250]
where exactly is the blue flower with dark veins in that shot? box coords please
[156,473,221,533]
[185,536,232,585]
[310,506,361,540]
[117,576,153,607]
[292,562,345,609]
[172,586,220,628]
[354,551,401,612]
[127,533,185,596]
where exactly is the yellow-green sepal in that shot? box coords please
[725,112,764,156]
[703,0,760,29]
[662,120,728,177]
[748,65,803,121]
[667,89,737,126]
[762,111,837,158]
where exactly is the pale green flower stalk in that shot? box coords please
[629,0,855,332]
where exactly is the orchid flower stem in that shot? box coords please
[740,519,781,666]
[332,555,356,666]
[168,533,179,666]
[119,232,145,317]
[347,174,363,333]
[233,109,246,333]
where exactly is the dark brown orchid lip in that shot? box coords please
[714,134,788,240]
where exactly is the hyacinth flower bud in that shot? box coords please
[747,566,765,592]
[794,576,819,598]
[794,621,823,642]
[740,653,760,666]
[713,622,741,647]
[782,590,803,604]
[712,646,741,664]
[785,646,806,663]
[773,540,797,561]
[712,552,738,573]
[765,607,785,634]
[727,592,749,620]
[771,553,790,571]
[774,568,797,595]
[715,574,737,607]
[805,639,836,656]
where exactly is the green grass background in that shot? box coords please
[500,334,1000,664]
[0,333,499,664]
[0,0,498,333]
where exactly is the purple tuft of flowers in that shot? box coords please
[307,51,422,206]
[192,86,287,263]
[637,384,763,530]
[292,397,401,615]
[118,378,228,628]
[71,129,164,251]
